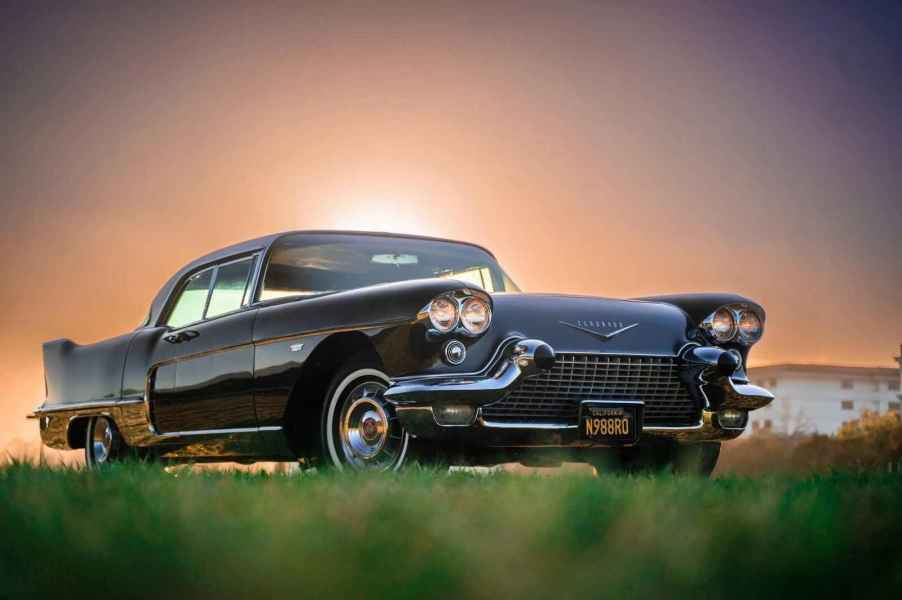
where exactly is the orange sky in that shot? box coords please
[2,2,901,449]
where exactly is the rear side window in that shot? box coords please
[167,269,213,328]
[206,258,254,318]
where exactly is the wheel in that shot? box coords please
[321,365,410,471]
[84,416,126,468]
[672,442,721,477]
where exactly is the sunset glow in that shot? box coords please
[1,2,900,452]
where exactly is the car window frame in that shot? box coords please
[204,255,257,320]
[249,240,346,308]
[160,253,260,331]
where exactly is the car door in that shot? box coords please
[148,255,259,434]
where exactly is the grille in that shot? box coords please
[481,354,699,427]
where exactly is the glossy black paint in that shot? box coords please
[43,334,133,405]
[36,230,768,462]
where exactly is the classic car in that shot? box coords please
[31,230,773,475]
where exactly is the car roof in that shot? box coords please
[147,230,495,326]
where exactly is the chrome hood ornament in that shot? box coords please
[559,320,639,341]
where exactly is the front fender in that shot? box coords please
[633,293,765,327]
[252,278,468,343]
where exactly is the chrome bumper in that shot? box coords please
[384,339,774,446]
[383,339,555,407]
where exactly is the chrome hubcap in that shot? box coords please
[91,417,113,464]
[339,381,406,470]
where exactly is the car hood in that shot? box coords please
[488,293,691,356]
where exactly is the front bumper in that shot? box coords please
[383,338,774,447]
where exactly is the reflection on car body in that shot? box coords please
[32,230,773,475]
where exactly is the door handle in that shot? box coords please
[164,330,200,344]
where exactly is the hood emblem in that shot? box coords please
[559,320,639,341]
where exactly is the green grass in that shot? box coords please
[1,464,901,599]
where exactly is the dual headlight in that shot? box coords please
[427,293,492,335]
[702,305,763,344]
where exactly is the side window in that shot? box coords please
[206,258,254,319]
[166,269,214,328]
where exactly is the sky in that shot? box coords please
[1,1,901,449]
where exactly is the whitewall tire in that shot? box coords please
[322,367,410,471]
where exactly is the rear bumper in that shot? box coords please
[384,338,774,447]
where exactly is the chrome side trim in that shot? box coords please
[253,320,409,347]
[148,340,256,368]
[155,426,283,438]
[34,397,145,414]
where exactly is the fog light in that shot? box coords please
[433,405,476,426]
[717,408,748,429]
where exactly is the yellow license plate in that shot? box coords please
[580,402,642,445]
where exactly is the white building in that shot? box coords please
[747,359,901,435]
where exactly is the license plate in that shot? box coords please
[580,401,642,445]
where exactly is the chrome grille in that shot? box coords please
[481,354,698,426]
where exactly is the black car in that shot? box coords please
[32,231,773,475]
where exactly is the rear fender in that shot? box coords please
[42,333,134,407]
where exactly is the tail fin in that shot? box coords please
[42,339,77,406]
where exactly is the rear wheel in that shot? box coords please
[84,416,127,469]
[321,365,410,471]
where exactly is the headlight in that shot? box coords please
[737,310,763,343]
[460,297,492,335]
[428,297,459,332]
[704,307,736,342]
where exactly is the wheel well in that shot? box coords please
[284,331,381,458]
[67,416,91,450]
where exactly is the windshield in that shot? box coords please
[260,233,520,301]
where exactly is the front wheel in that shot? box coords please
[321,365,410,471]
